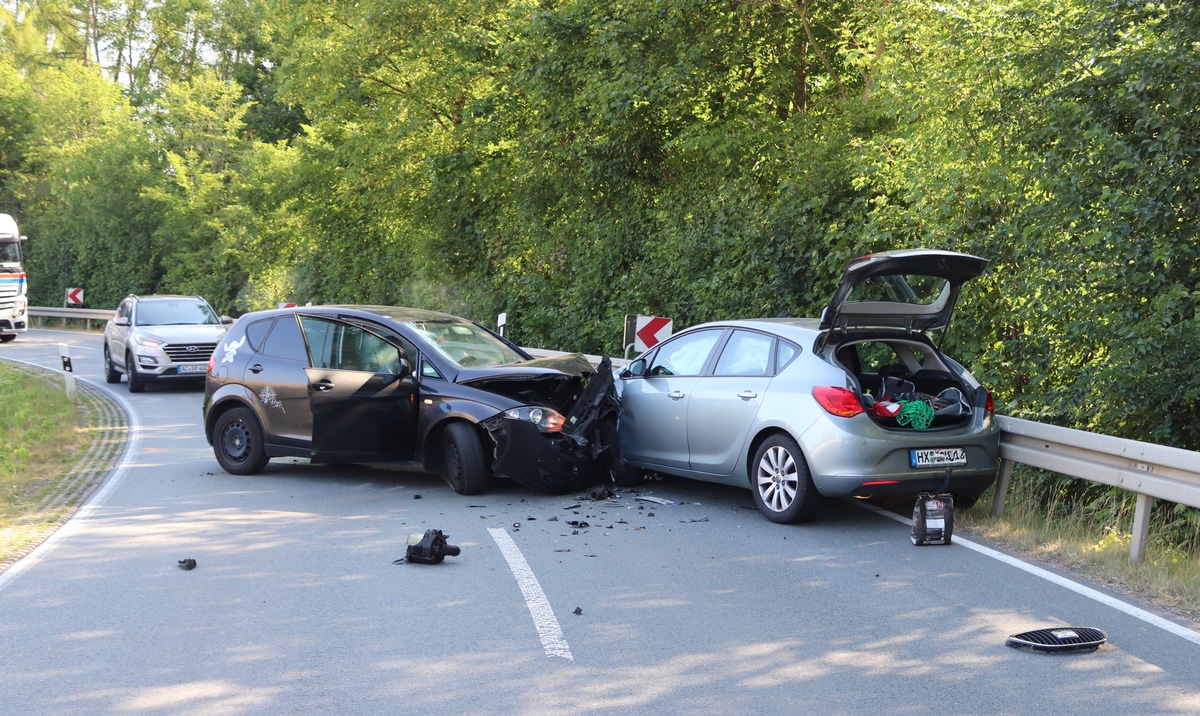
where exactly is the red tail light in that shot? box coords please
[813,386,865,417]
[207,353,216,375]
[984,387,994,414]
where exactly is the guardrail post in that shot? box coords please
[1129,493,1152,563]
[991,459,1014,518]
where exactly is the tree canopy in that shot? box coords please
[1,0,1198,451]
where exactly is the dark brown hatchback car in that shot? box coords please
[202,305,617,495]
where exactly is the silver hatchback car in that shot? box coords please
[613,249,1001,523]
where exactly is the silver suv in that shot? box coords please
[103,294,232,392]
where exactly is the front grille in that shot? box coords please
[1006,627,1107,653]
[163,342,217,362]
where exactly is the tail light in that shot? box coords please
[207,353,216,375]
[812,386,865,417]
[984,387,995,414]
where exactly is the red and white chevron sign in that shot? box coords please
[634,315,673,352]
[65,287,83,305]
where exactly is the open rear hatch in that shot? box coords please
[820,250,991,430]
[819,249,989,334]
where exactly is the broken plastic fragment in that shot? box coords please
[636,496,676,506]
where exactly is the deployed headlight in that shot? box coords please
[504,406,566,433]
[135,334,163,348]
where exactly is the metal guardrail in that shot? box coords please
[992,416,1200,563]
[26,306,1200,562]
[29,306,113,331]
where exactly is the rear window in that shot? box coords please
[847,274,950,306]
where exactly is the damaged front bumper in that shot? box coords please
[485,418,609,492]
[482,355,620,493]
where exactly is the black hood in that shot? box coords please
[455,353,596,384]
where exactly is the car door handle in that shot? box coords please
[668,390,685,400]
[249,363,264,374]
[738,390,758,400]
[313,380,335,392]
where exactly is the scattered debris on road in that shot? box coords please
[177,559,197,570]
[396,529,461,565]
[636,496,676,506]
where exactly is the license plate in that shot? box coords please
[910,448,967,468]
[178,364,207,374]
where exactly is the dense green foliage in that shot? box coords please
[2,0,1198,456]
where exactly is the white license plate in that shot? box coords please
[178,364,207,374]
[910,448,967,468]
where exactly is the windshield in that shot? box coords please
[0,241,20,265]
[135,300,220,326]
[406,319,524,367]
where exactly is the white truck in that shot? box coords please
[0,213,29,342]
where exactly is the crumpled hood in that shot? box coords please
[455,352,595,384]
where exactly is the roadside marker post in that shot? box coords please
[59,343,76,399]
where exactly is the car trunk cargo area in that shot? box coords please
[834,339,982,431]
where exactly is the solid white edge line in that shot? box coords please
[0,362,142,593]
[488,527,574,660]
[859,501,1200,647]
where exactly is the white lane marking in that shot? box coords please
[0,368,142,593]
[862,502,1200,646]
[488,527,574,660]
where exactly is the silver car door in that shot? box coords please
[686,330,775,476]
[618,329,724,470]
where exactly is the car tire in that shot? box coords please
[0,334,14,343]
[126,352,145,393]
[103,345,120,384]
[443,422,489,495]
[751,434,821,524]
[213,407,269,475]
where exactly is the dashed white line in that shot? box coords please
[488,527,574,660]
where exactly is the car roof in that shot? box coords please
[679,317,822,343]
[327,305,476,324]
[233,304,478,326]
[128,294,209,302]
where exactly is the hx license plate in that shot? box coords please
[910,447,967,468]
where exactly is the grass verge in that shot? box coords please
[953,472,1200,623]
[0,360,124,570]
[0,362,86,522]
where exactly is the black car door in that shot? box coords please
[299,315,418,462]
[238,315,314,448]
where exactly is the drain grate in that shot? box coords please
[1006,626,1107,653]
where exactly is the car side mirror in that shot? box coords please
[397,358,412,379]
[114,316,131,327]
[621,357,647,378]
[220,315,234,324]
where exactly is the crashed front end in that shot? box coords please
[469,354,620,493]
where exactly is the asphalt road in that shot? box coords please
[3,327,1200,716]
